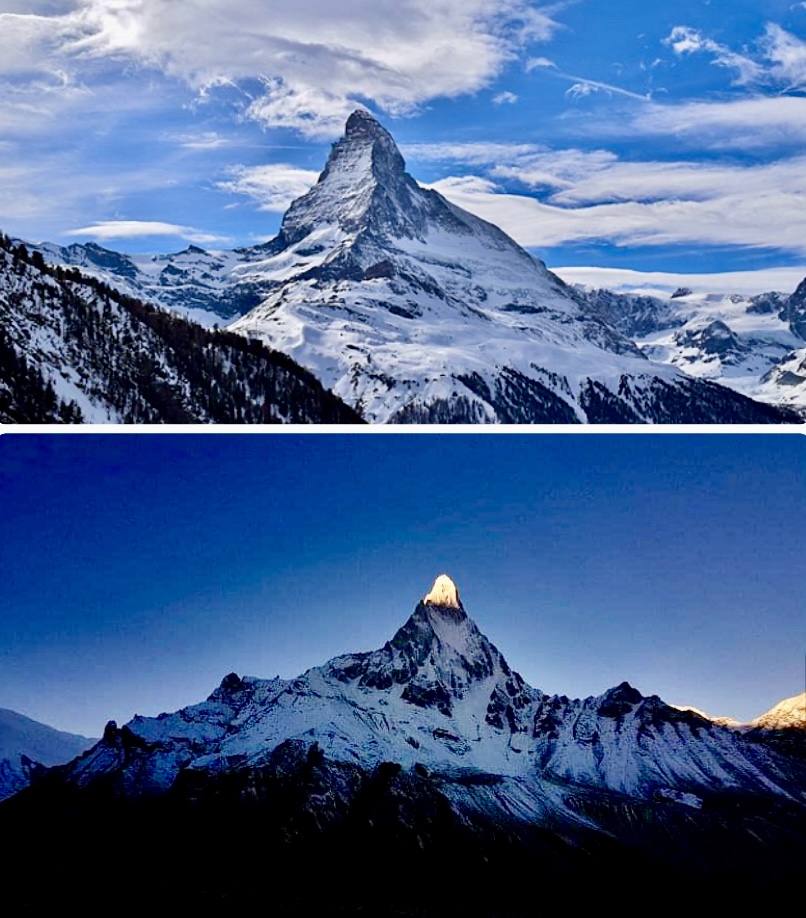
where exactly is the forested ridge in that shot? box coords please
[0,233,363,424]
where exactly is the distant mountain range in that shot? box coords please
[3,575,804,908]
[575,282,806,417]
[2,111,804,424]
[0,708,94,802]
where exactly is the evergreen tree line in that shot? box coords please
[0,233,363,424]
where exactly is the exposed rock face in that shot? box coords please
[781,277,806,339]
[672,320,749,361]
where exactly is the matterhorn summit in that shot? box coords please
[279,108,433,244]
[13,111,797,424]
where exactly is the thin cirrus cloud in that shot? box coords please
[627,96,806,150]
[419,141,806,256]
[666,22,806,91]
[430,177,806,255]
[552,265,806,297]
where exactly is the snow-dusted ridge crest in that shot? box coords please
[58,575,805,814]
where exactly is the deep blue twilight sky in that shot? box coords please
[1,1,806,292]
[1,432,804,738]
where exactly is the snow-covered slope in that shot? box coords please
[14,113,799,423]
[0,708,94,802]
[575,283,806,417]
[751,692,806,731]
[225,111,791,424]
[0,236,362,424]
[24,241,261,325]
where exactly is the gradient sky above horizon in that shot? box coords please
[1,1,805,290]
[1,432,804,738]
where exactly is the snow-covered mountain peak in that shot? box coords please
[423,573,462,610]
[278,108,424,245]
[225,114,794,423]
[752,691,806,730]
[342,108,404,169]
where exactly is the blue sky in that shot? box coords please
[1,432,804,737]
[1,1,805,291]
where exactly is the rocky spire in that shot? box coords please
[278,109,432,245]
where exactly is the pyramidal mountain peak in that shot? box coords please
[225,111,794,424]
[278,107,425,246]
[26,576,805,801]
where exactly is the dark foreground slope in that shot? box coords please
[0,235,362,424]
[4,738,805,912]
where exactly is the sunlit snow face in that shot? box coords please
[423,574,461,609]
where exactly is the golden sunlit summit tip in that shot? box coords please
[423,574,461,609]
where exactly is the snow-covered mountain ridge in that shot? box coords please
[574,283,806,416]
[49,576,806,806]
[4,575,805,903]
[0,708,94,802]
[17,111,800,424]
[226,112,792,423]
[751,691,806,731]
[0,235,362,423]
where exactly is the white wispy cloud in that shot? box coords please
[65,220,228,244]
[552,265,806,297]
[11,0,558,137]
[566,76,650,101]
[403,141,542,165]
[420,143,806,256]
[168,131,231,151]
[431,175,806,255]
[761,23,806,90]
[632,95,806,150]
[665,26,765,85]
[666,21,806,92]
[492,91,518,104]
[525,56,556,71]
[218,163,320,211]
